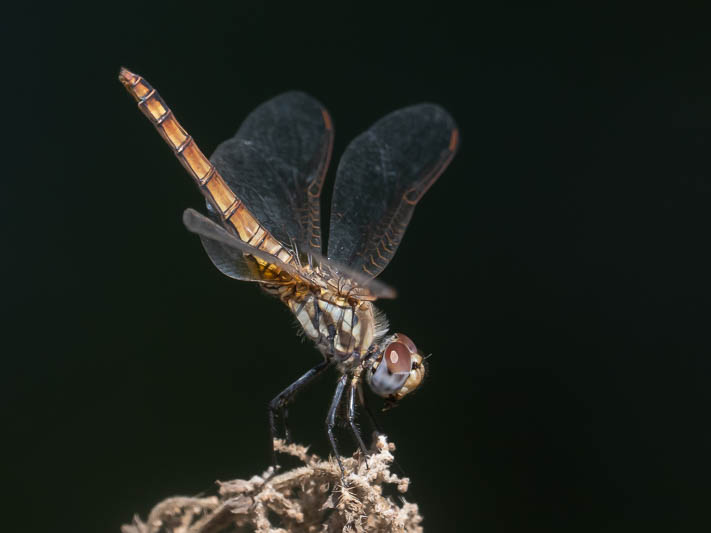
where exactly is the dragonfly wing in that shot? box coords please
[327,104,459,278]
[184,208,306,283]
[198,230,264,282]
[311,251,397,300]
[210,91,333,254]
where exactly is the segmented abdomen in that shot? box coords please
[118,68,295,265]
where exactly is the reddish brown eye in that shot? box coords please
[396,333,417,354]
[385,342,412,374]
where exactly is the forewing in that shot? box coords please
[327,104,458,278]
[210,91,333,253]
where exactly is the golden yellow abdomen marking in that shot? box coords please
[119,68,295,267]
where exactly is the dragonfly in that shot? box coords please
[119,68,459,474]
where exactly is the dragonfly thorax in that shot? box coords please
[286,288,387,365]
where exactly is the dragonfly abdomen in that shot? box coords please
[118,68,296,268]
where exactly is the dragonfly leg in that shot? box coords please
[282,407,291,443]
[357,383,407,477]
[268,358,330,468]
[347,381,370,466]
[326,374,348,478]
[357,382,383,435]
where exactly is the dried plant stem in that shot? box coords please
[121,435,422,533]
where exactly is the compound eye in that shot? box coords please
[385,342,412,374]
[367,341,414,397]
[396,333,417,355]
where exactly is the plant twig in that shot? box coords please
[121,435,422,533]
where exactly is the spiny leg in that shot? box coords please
[281,407,291,443]
[347,381,370,467]
[357,382,383,435]
[358,382,407,478]
[269,359,330,468]
[326,374,348,477]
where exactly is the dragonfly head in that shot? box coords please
[366,333,426,406]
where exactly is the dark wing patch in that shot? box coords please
[327,104,458,278]
[198,92,333,281]
[210,91,333,253]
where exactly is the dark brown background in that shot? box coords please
[4,3,710,532]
